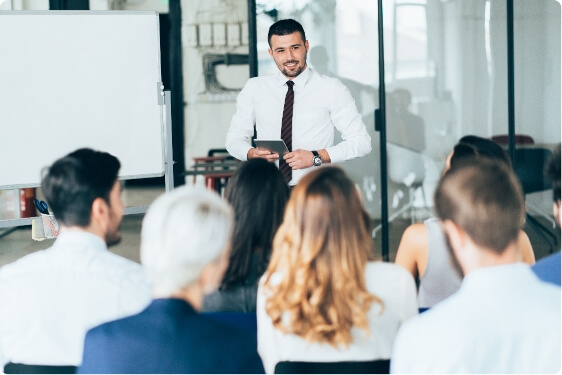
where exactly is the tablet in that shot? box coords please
[254,139,289,155]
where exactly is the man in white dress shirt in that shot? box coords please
[0,148,151,370]
[226,18,371,186]
[391,158,561,373]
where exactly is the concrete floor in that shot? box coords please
[0,184,165,267]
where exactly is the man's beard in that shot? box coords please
[281,61,304,78]
[105,212,122,247]
[105,229,122,247]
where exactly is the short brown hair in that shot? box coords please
[434,158,525,254]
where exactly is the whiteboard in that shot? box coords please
[0,11,164,189]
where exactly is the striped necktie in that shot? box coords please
[279,80,294,183]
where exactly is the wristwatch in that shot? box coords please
[312,150,322,166]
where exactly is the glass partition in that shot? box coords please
[512,0,561,259]
[254,0,561,260]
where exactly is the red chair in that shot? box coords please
[491,134,534,146]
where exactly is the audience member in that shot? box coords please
[203,159,289,312]
[386,88,425,152]
[391,159,561,373]
[257,167,417,374]
[79,186,264,374]
[395,135,535,308]
[0,149,151,369]
[532,143,561,286]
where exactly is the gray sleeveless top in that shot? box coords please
[417,218,463,308]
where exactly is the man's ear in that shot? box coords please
[268,48,273,58]
[90,197,109,227]
[305,40,309,52]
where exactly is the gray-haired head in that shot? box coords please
[140,186,233,296]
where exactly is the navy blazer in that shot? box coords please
[78,298,265,374]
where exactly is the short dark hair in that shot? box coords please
[545,143,561,202]
[267,18,306,47]
[449,135,511,173]
[434,159,525,254]
[41,148,120,227]
[220,158,289,290]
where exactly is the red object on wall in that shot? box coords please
[19,188,36,218]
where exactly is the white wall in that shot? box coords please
[438,0,561,144]
[181,0,249,172]
[1,0,48,10]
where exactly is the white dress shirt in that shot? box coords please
[257,262,417,373]
[226,67,372,185]
[391,263,562,374]
[0,231,151,368]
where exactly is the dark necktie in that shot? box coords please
[280,81,294,183]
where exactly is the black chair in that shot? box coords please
[514,147,558,254]
[274,359,390,374]
[4,362,77,374]
[207,148,236,195]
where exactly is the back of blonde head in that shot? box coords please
[263,167,383,347]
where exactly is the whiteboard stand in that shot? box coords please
[164,90,175,192]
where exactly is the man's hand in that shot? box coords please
[247,147,279,162]
[283,149,315,169]
[283,149,331,169]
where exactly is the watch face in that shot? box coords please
[313,156,322,166]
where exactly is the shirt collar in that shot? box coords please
[275,66,313,89]
[54,230,107,252]
[460,263,532,292]
[150,298,197,315]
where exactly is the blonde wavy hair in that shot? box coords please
[263,167,383,347]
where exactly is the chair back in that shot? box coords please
[207,148,231,158]
[4,362,76,374]
[514,148,553,194]
[274,359,390,374]
[387,142,425,187]
[491,134,535,145]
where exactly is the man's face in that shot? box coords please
[105,181,124,247]
[268,31,309,79]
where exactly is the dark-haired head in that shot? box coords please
[220,158,290,290]
[268,18,306,47]
[446,135,511,174]
[41,148,120,227]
